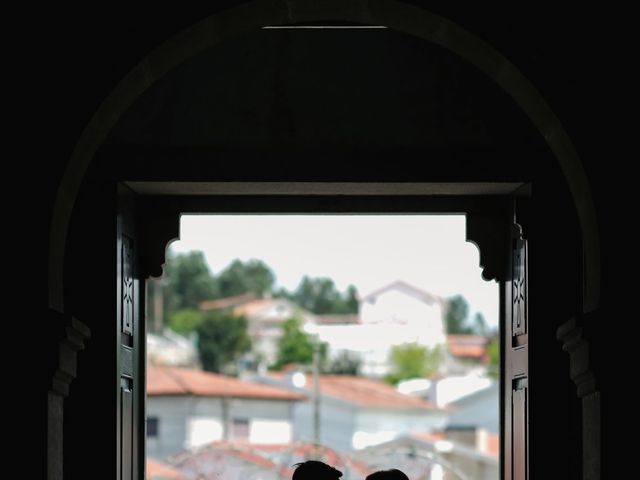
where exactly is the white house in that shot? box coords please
[200,294,316,369]
[308,281,447,377]
[253,372,449,452]
[147,329,200,368]
[447,381,499,434]
[146,366,305,459]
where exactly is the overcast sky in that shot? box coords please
[170,214,499,328]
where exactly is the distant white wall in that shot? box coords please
[188,417,224,447]
[309,289,446,376]
[291,394,449,452]
[249,420,292,444]
[448,383,499,433]
[310,325,444,377]
[146,396,194,459]
[353,409,449,449]
[360,290,445,347]
[147,396,296,459]
[292,396,357,452]
[433,375,493,407]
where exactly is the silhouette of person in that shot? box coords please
[292,460,343,480]
[366,468,410,480]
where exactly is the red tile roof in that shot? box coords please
[173,441,371,479]
[199,292,258,311]
[227,441,371,478]
[146,459,188,479]
[148,366,306,401]
[316,375,440,409]
[447,335,488,358]
[233,298,280,317]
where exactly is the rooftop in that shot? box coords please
[148,366,306,401]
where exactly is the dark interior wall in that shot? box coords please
[27,2,613,479]
[105,27,549,185]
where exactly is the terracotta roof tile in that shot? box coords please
[199,293,258,311]
[447,335,488,358]
[148,366,306,401]
[233,299,277,316]
[317,375,440,409]
[146,459,188,479]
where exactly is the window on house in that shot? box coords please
[147,417,159,438]
[232,418,250,439]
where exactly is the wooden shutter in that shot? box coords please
[117,184,145,480]
[504,208,529,480]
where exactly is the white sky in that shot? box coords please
[170,215,499,328]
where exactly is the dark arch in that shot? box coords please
[49,0,600,313]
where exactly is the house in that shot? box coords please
[146,366,305,459]
[354,431,498,480]
[444,334,489,375]
[147,329,200,368]
[168,442,282,480]
[253,372,449,452]
[200,294,317,368]
[447,382,499,434]
[308,281,446,377]
[168,441,372,480]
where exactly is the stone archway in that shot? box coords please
[49,0,599,316]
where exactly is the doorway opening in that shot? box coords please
[145,214,500,480]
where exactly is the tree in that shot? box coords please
[196,310,251,373]
[167,309,204,334]
[445,294,472,334]
[271,317,327,370]
[385,342,443,385]
[471,312,490,336]
[326,350,362,375]
[486,336,499,379]
[217,259,275,298]
[163,250,218,313]
[283,276,359,314]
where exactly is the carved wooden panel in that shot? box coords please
[512,237,527,337]
[121,378,133,480]
[512,381,528,480]
[121,235,134,335]
[117,184,143,480]
[505,220,529,480]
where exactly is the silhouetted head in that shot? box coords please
[366,469,410,480]
[292,460,343,480]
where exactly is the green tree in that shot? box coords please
[327,350,362,375]
[217,259,275,298]
[385,342,443,385]
[486,336,500,379]
[167,309,205,334]
[471,312,490,336]
[196,310,251,373]
[445,295,472,334]
[272,317,327,370]
[284,276,358,314]
[163,250,218,313]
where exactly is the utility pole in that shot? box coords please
[312,341,321,458]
